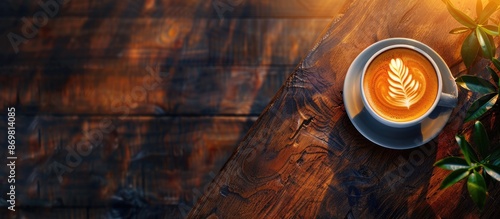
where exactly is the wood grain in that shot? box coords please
[0,66,292,116]
[0,18,331,116]
[0,0,350,18]
[0,0,349,216]
[189,0,500,218]
[0,207,108,219]
[0,116,255,207]
[0,18,331,66]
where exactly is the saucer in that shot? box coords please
[343,38,458,149]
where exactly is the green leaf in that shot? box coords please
[487,65,500,84]
[491,149,500,161]
[444,0,478,28]
[494,158,500,166]
[450,27,470,34]
[455,75,497,93]
[493,60,500,87]
[493,59,500,71]
[483,163,500,181]
[477,0,483,16]
[465,93,499,122]
[440,168,470,189]
[478,0,500,24]
[488,34,496,57]
[474,121,490,159]
[489,150,500,167]
[435,157,470,170]
[476,27,495,59]
[467,171,487,210]
[461,31,480,68]
[483,170,492,186]
[480,24,500,35]
[456,135,479,164]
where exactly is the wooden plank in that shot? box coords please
[0,0,210,18]
[0,207,108,219]
[0,18,331,66]
[0,204,186,218]
[255,0,352,18]
[0,0,349,18]
[188,0,500,218]
[0,205,186,218]
[0,66,292,115]
[0,115,256,210]
[0,17,329,116]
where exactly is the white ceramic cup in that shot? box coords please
[360,43,457,128]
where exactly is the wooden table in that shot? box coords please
[189,0,500,218]
[1,0,352,218]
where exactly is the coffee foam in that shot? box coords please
[363,48,438,122]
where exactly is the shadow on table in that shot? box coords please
[316,110,437,218]
[351,107,423,148]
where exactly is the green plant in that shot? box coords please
[444,0,500,121]
[455,66,499,122]
[435,121,500,211]
[436,0,500,211]
[444,0,500,66]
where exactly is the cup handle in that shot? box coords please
[437,93,457,108]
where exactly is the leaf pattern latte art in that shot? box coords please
[387,58,421,109]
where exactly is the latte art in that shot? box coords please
[363,48,439,122]
[387,58,421,109]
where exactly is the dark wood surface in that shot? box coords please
[0,0,351,218]
[189,0,500,218]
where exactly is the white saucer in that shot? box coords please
[343,38,458,149]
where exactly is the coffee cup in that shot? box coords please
[360,42,457,128]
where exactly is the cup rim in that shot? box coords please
[360,43,443,128]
